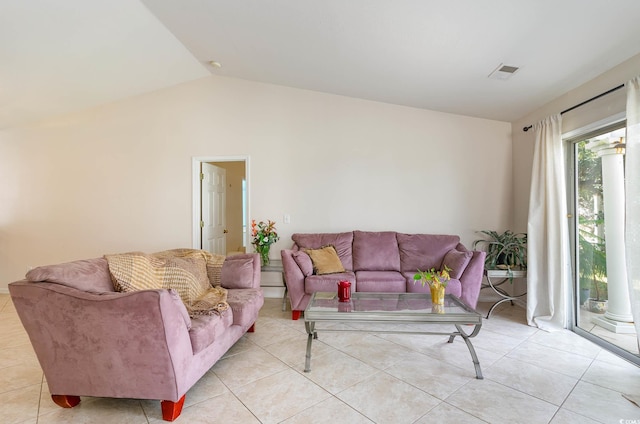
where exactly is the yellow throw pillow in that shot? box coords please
[305,245,346,275]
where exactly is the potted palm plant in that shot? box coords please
[578,228,607,313]
[473,230,527,273]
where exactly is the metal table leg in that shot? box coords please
[304,321,316,372]
[484,275,527,319]
[454,324,483,379]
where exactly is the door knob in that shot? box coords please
[223,229,229,234]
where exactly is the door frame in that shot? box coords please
[192,155,250,250]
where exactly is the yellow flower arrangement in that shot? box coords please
[413,265,452,289]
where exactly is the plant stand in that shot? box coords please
[482,269,527,319]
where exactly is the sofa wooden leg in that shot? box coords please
[292,310,301,320]
[247,323,256,332]
[161,395,185,422]
[51,395,81,408]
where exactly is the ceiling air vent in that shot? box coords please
[488,64,520,80]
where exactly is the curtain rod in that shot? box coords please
[522,83,625,132]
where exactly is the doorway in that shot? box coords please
[192,156,249,255]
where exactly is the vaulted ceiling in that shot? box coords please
[3,0,640,129]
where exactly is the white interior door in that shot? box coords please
[201,163,226,255]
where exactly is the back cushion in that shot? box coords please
[352,231,400,271]
[221,256,255,289]
[292,232,354,270]
[441,246,473,279]
[292,251,314,276]
[26,258,114,293]
[396,233,460,272]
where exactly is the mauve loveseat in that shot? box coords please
[8,252,263,421]
[281,231,485,320]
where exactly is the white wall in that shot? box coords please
[0,75,512,289]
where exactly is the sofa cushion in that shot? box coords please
[355,271,406,292]
[26,258,114,293]
[396,233,460,272]
[226,288,264,328]
[188,309,234,354]
[352,231,400,271]
[305,272,356,294]
[292,251,313,277]
[441,248,473,279]
[221,256,254,289]
[305,245,346,275]
[292,232,354,270]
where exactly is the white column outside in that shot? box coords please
[586,138,634,333]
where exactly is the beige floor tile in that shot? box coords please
[337,334,417,370]
[385,351,474,400]
[549,408,602,424]
[2,384,40,424]
[415,402,487,424]
[376,331,453,353]
[281,396,374,424]
[1,297,17,314]
[220,334,257,358]
[182,369,230,407]
[37,397,148,424]
[149,392,261,424]
[421,337,502,377]
[232,368,331,424]
[0,363,43,395]
[263,334,335,367]
[446,379,558,424]
[506,340,594,378]
[336,372,440,424]
[590,325,639,355]
[212,346,288,389]
[299,349,378,394]
[246,319,308,348]
[563,381,640,423]
[528,328,602,359]
[0,343,40,369]
[37,384,64,417]
[483,356,578,405]
[581,358,640,397]
[596,348,640,368]
[481,315,539,341]
[307,322,373,349]
[469,326,526,356]
[0,294,10,312]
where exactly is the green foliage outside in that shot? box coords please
[576,142,608,301]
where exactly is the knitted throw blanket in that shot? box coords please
[106,248,229,317]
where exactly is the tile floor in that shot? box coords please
[578,304,639,355]
[1,292,640,424]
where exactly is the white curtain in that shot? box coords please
[527,114,572,331]
[626,76,640,350]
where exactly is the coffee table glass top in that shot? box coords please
[305,292,481,324]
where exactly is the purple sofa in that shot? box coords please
[281,231,485,320]
[8,253,263,422]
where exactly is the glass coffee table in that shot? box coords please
[304,292,484,379]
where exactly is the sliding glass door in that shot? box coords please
[570,124,639,362]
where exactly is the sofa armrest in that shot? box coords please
[281,249,307,311]
[9,280,193,402]
[458,251,486,309]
